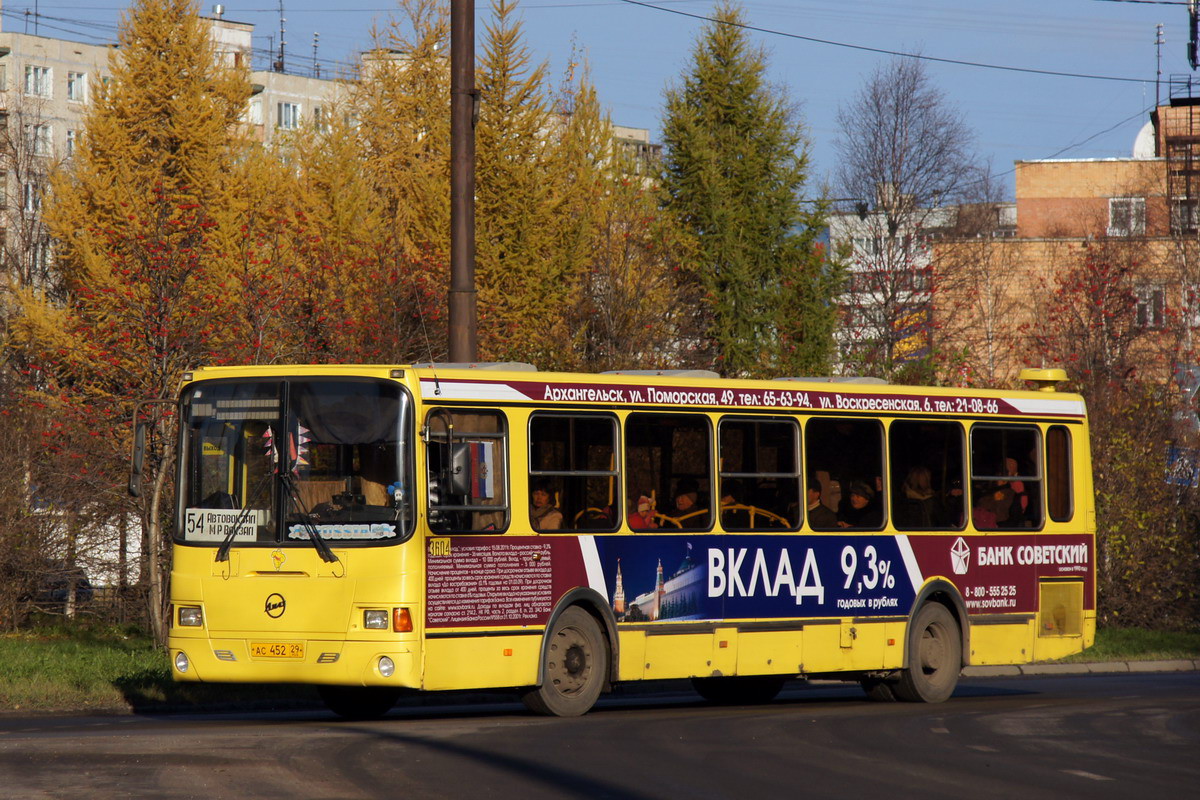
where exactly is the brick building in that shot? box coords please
[927,100,1200,387]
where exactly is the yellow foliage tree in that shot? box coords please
[14,0,252,641]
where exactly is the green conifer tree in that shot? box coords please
[661,1,838,377]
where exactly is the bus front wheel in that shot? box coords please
[522,606,607,717]
[895,602,961,703]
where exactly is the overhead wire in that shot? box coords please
[614,0,1155,84]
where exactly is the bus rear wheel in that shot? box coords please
[692,675,787,705]
[895,603,961,703]
[319,686,402,720]
[522,606,607,717]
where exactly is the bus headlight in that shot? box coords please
[378,656,395,678]
[363,610,389,630]
[178,606,204,627]
[174,651,190,674]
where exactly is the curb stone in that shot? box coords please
[964,660,1199,678]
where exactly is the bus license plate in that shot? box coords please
[250,642,305,659]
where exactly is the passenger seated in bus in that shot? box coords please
[972,485,1012,530]
[529,479,563,531]
[668,478,708,528]
[628,493,658,530]
[895,466,942,528]
[718,489,751,528]
[943,478,965,526]
[998,457,1032,527]
[838,481,879,528]
[806,478,838,529]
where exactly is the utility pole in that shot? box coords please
[1157,23,1165,108]
[449,0,478,362]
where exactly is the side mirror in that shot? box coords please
[449,442,472,497]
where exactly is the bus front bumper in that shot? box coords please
[169,637,420,688]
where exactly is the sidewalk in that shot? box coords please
[963,659,1200,677]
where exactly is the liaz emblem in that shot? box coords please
[264,593,286,618]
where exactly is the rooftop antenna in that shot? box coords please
[313,32,320,78]
[275,0,287,73]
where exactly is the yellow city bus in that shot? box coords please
[163,363,1094,717]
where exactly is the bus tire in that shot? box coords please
[895,603,961,703]
[318,686,401,720]
[522,606,607,717]
[860,677,899,702]
[692,675,786,705]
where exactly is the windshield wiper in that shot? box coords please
[215,471,273,563]
[279,474,340,564]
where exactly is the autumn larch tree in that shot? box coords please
[15,0,251,642]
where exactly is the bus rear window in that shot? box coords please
[1046,426,1073,522]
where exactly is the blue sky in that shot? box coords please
[8,1,1190,199]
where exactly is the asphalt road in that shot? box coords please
[0,672,1196,799]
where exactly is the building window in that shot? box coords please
[853,237,881,258]
[23,182,42,214]
[66,72,86,102]
[277,102,300,130]
[0,64,8,92]
[247,98,263,126]
[0,171,7,208]
[27,124,51,156]
[312,105,328,133]
[32,237,51,273]
[1108,197,1146,237]
[1185,284,1200,328]
[1135,284,1166,329]
[65,130,77,158]
[1172,201,1198,235]
[23,65,51,97]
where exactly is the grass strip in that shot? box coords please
[1,624,1195,713]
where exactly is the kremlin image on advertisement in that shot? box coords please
[610,542,705,622]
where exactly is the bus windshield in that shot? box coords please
[179,379,414,546]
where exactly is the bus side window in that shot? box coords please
[804,418,885,530]
[425,409,509,533]
[529,414,620,532]
[970,424,1042,530]
[1046,425,1072,522]
[888,420,965,530]
[625,413,713,531]
[718,417,801,530]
